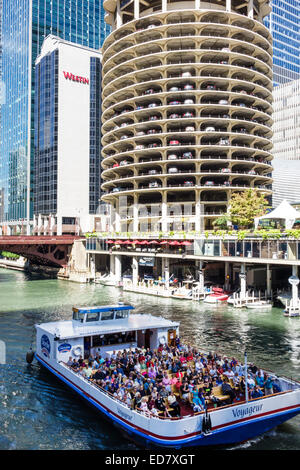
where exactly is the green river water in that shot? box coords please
[0,267,300,450]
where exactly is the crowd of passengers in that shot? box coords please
[66,338,279,418]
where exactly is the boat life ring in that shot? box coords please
[72,346,82,357]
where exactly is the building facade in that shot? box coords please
[101,0,273,235]
[272,77,300,161]
[272,160,300,207]
[264,0,300,86]
[33,36,102,235]
[0,0,110,235]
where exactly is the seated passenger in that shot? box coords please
[191,387,205,412]
[221,379,235,404]
[167,392,181,417]
[251,386,264,399]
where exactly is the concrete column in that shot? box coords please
[162,0,167,12]
[161,193,168,232]
[198,261,205,293]
[90,254,96,279]
[240,263,247,300]
[132,256,139,285]
[163,257,170,288]
[115,202,121,232]
[195,0,200,9]
[266,264,272,297]
[26,222,31,236]
[115,255,122,285]
[38,214,42,236]
[225,261,230,291]
[134,0,140,19]
[133,195,139,233]
[291,265,299,306]
[248,0,254,18]
[57,216,62,236]
[116,1,122,28]
[110,254,115,278]
[226,0,231,12]
[195,191,201,232]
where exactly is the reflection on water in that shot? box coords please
[0,268,300,450]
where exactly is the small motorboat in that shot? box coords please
[95,274,117,286]
[204,287,229,303]
[245,301,273,310]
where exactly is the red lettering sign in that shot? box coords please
[63,71,89,84]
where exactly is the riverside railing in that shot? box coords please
[85,234,300,262]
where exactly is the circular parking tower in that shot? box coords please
[101,0,273,233]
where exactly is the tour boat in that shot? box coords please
[203,287,229,303]
[32,304,300,448]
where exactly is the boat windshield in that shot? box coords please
[101,310,115,321]
[86,312,100,322]
[72,311,85,322]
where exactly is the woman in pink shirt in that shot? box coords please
[162,373,171,392]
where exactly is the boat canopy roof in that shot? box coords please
[35,313,180,340]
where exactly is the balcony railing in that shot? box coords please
[85,232,300,262]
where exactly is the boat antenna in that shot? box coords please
[244,351,249,402]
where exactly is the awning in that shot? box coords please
[254,199,300,229]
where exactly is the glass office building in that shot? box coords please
[264,0,300,85]
[0,0,110,233]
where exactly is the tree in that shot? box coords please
[228,189,269,229]
[212,215,229,229]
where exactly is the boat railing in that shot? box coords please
[60,362,300,421]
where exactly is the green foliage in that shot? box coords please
[228,189,269,229]
[1,251,20,259]
[212,215,229,229]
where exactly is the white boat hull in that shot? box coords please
[35,353,300,448]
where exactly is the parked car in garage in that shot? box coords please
[168,167,179,173]
[182,151,193,159]
[167,153,179,160]
[182,111,194,118]
[184,84,194,90]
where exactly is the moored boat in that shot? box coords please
[204,287,229,303]
[245,301,273,310]
[32,304,300,448]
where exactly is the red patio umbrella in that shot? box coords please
[123,240,132,245]
[159,240,169,245]
[106,240,114,244]
[139,240,150,245]
[132,240,141,244]
[114,240,124,244]
[169,240,181,246]
[181,240,193,246]
[150,240,160,244]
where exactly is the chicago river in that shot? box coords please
[0,267,300,450]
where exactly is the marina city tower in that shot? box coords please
[101,0,273,235]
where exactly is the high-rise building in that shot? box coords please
[272,159,300,206]
[33,35,102,236]
[272,77,300,161]
[101,0,273,234]
[0,0,110,235]
[264,0,300,85]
